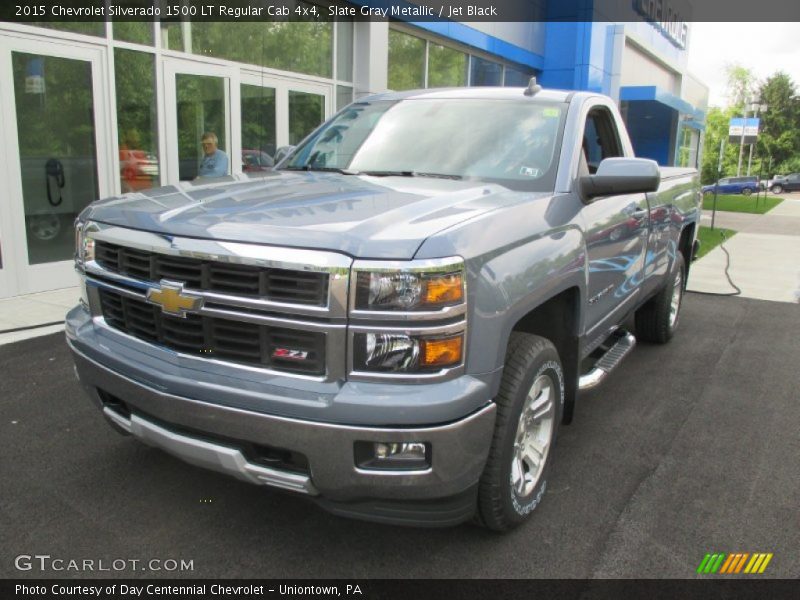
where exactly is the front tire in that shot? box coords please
[771,184,783,194]
[635,252,686,343]
[742,188,753,196]
[477,333,563,531]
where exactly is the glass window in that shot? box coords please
[28,22,105,37]
[428,44,467,88]
[336,19,354,82]
[504,66,533,87]
[286,98,566,192]
[388,30,425,91]
[289,91,325,145]
[176,74,228,181]
[676,127,694,167]
[187,10,332,78]
[241,85,277,171]
[336,85,353,111]
[12,53,99,265]
[470,56,502,86]
[115,49,160,192]
[159,22,184,51]
[113,21,154,46]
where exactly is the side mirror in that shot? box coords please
[579,157,660,203]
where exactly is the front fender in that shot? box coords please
[466,227,586,376]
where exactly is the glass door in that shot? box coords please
[0,36,112,297]
[240,71,332,169]
[287,82,331,147]
[163,59,332,185]
[240,76,278,172]
[163,59,234,183]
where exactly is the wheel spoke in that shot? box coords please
[531,399,553,422]
[510,458,524,494]
[526,438,548,464]
[669,269,683,328]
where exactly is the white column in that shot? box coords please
[353,21,388,98]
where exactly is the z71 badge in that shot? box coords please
[272,348,309,361]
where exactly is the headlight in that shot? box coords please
[353,332,464,373]
[74,221,95,265]
[352,257,465,312]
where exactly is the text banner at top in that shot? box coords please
[3,0,800,23]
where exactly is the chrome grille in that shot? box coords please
[95,241,329,306]
[99,289,326,375]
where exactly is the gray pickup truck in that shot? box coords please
[67,85,700,531]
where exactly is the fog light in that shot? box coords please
[374,442,426,461]
[354,441,431,471]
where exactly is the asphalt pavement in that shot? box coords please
[1,294,798,579]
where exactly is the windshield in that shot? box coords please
[282,98,566,191]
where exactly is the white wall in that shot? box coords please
[621,40,679,94]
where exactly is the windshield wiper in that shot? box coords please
[360,170,463,180]
[281,166,359,175]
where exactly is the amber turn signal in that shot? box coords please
[423,273,464,305]
[420,336,463,368]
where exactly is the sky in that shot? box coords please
[687,23,800,108]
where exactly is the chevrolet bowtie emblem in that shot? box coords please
[146,281,204,318]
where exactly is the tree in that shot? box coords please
[756,72,800,176]
[725,64,756,109]
[700,105,743,184]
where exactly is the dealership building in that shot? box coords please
[0,1,707,299]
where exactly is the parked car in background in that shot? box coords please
[120,149,159,180]
[701,176,760,196]
[768,173,800,194]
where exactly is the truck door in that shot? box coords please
[580,106,649,340]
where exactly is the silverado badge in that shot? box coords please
[146,280,204,318]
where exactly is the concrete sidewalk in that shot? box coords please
[0,287,78,346]
[689,197,800,303]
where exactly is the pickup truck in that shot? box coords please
[67,85,700,531]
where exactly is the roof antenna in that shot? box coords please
[524,76,542,96]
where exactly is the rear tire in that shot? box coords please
[635,253,686,344]
[771,184,783,194]
[476,333,563,532]
[742,187,753,196]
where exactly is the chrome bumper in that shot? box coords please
[69,342,496,502]
[102,407,317,495]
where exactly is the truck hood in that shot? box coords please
[84,172,541,259]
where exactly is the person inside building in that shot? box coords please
[197,132,229,178]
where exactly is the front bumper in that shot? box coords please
[69,341,496,517]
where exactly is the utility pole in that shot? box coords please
[712,138,725,231]
[737,104,748,177]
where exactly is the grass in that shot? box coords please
[696,226,736,259]
[702,193,782,214]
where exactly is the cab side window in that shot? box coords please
[580,108,623,175]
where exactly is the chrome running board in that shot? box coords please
[578,331,636,391]
[102,407,318,495]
